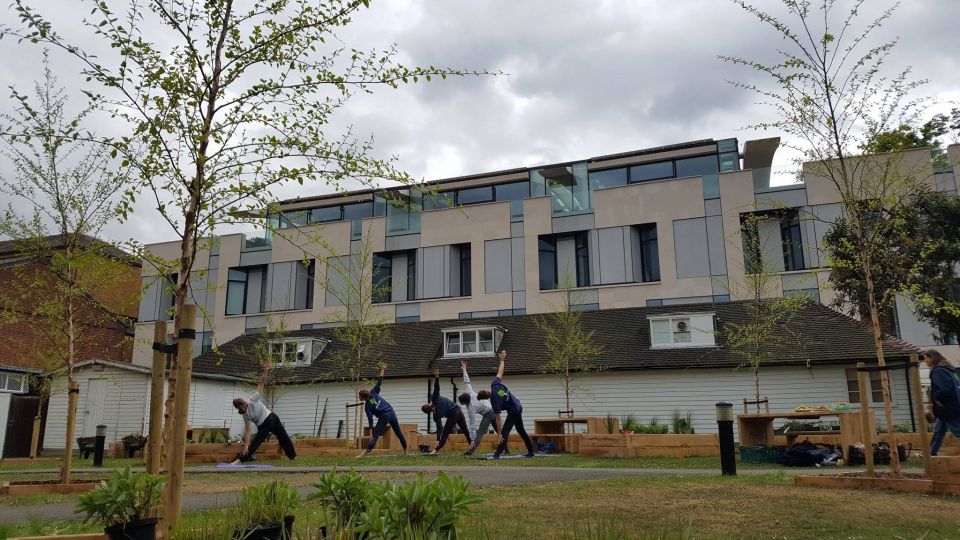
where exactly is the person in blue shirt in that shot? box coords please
[356,363,408,457]
[422,368,472,455]
[490,350,535,459]
[924,349,960,456]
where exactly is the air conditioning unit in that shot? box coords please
[675,320,688,333]
[296,342,309,363]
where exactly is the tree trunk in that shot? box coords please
[755,367,761,414]
[864,264,902,474]
[61,265,77,485]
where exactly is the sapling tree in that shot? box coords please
[534,273,603,413]
[720,213,811,412]
[0,55,133,483]
[724,0,941,473]
[2,0,490,479]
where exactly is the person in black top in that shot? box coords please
[422,368,472,455]
[356,363,408,458]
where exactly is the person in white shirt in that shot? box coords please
[458,360,499,456]
[230,360,296,464]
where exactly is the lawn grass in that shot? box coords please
[2,474,958,539]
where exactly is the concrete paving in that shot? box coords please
[0,466,847,524]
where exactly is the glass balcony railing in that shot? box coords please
[241,230,272,252]
[753,165,804,193]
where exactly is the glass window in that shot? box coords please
[457,186,493,205]
[676,155,720,199]
[200,332,213,354]
[462,330,478,353]
[494,181,529,219]
[539,163,590,214]
[445,333,460,355]
[589,168,628,190]
[675,155,720,178]
[406,252,417,301]
[781,213,805,271]
[538,237,557,290]
[372,254,392,304]
[294,260,314,310]
[575,232,590,287]
[385,189,421,235]
[630,161,674,183]
[719,152,740,173]
[343,202,373,222]
[478,330,494,352]
[845,368,886,403]
[459,243,472,296]
[281,210,309,228]
[310,206,342,223]
[226,269,247,315]
[651,319,671,345]
[639,224,660,282]
[158,273,177,320]
[422,191,455,211]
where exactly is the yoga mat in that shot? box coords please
[476,453,560,460]
[215,463,278,469]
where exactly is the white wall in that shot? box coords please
[44,366,150,450]
[270,365,919,440]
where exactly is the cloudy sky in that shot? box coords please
[1,0,958,246]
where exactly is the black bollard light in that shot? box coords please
[715,402,736,476]
[93,425,107,467]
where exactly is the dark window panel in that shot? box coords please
[310,206,342,223]
[494,181,529,218]
[575,232,590,287]
[630,161,674,183]
[639,224,660,282]
[422,191,455,211]
[457,186,494,205]
[589,168,628,190]
[781,213,805,271]
[281,210,309,228]
[675,155,719,178]
[343,202,374,221]
[459,243,472,296]
[372,254,392,304]
[538,237,557,290]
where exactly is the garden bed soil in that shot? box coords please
[0,478,102,496]
[795,472,933,494]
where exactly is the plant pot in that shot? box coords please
[104,517,158,540]
[235,515,295,540]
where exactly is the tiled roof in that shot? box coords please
[192,301,918,383]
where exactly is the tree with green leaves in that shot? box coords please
[534,274,603,413]
[722,213,811,411]
[0,54,133,483]
[724,0,940,473]
[825,190,960,345]
[2,0,488,486]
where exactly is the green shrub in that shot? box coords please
[75,468,165,528]
[309,469,483,538]
[671,411,695,434]
[236,480,300,530]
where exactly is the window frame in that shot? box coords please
[648,314,716,348]
[638,224,660,282]
[845,368,888,405]
[441,327,502,358]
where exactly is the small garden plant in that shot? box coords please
[75,468,165,528]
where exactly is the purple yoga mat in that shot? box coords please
[215,463,277,469]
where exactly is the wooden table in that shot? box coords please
[738,410,874,462]
[534,417,615,453]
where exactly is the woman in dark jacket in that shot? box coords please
[923,350,960,456]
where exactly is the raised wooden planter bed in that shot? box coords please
[578,433,720,458]
[0,479,101,496]
[795,473,933,493]
[415,433,529,453]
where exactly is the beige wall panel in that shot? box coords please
[272,221,352,262]
[719,171,757,297]
[419,292,513,321]
[361,217,386,253]
[593,176,705,229]
[804,148,935,206]
[421,201,511,247]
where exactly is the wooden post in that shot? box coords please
[147,320,167,475]
[345,402,350,450]
[29,415,42,459]
[909,355,932,476]
[856,362,875,476]
[163,304,196,534]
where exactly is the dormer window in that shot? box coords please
[268,338,329,366]
[649,314,715,348]
[442,327,504,357]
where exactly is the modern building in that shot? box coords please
[75,136,958,448]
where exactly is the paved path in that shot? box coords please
[0,465,852,524]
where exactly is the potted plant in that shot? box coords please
[122,434,148,458]
[235,480,300,540]
[76,467,165,540]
